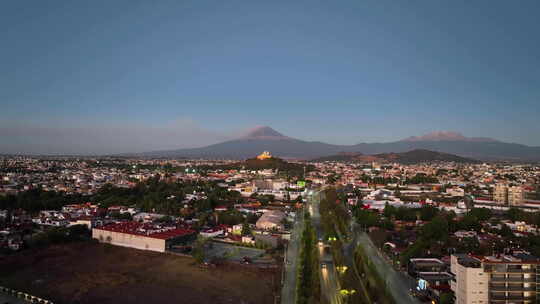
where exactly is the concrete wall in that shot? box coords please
[92,228,166,252]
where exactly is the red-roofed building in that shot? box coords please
[92,221,195,253]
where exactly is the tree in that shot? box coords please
[459,214,482,232]
[440,292,454,304]
[241,221,252,236]
[192,236,208,263]
[395,207,417,222]
[499,224,514,238]
[469,208,492,221]
[419,205,439,221]
[356,209,379,228]
[326,174,337,185]
[421,216,449,242]
[506,208,525,222]
[383,202,396,218]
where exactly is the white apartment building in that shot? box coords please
[451,253,539,304]
[451,254,489,304]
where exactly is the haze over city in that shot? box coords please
[2,0,540,154]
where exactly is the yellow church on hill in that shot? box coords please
[257,151,272,160]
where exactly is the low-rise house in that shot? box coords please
[416,272,453,299]
[408,258,447,278]
[32,217,69,227]
[454,230,477,238]
[200,227,225,238]
[133,212,167,223]
[92,221,195,253]
[229,224,243,235]
[242,235,255,244]
[256,210,285,230]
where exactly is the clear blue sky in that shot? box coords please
[1,0,539,154]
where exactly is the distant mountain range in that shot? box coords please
[139,126,540,161]
[312,149,479,164]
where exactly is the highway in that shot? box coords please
[355,231,420,304]
[315,187,418,304]
[280,204,304,304]
[309,191,343,304]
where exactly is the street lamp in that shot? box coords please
[340,289,356,303]
[336,265,348,274]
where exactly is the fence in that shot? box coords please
[0,286,54,304]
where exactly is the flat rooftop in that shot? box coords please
[96,222,195,240]
[418,272,453,281]
[483,253,540,264]
[410,258,445,266]
[454,254,482,268]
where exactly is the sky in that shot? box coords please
[1,0,539,154]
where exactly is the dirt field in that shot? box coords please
[0,242,278,304]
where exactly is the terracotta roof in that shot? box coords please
[96,222,195,240]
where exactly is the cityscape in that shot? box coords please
[2,1,540,304]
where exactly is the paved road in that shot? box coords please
[310,191,343,304]
[341,223,372,304]
[356,232,420,304]
[281,207,304,304]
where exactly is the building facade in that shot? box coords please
[494,184,509,204]
[509,186,525,206]
[451,253,540,304]
[92,222,194,253]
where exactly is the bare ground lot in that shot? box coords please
[0,242,278,304]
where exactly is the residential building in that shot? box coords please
[92,222,195,253]
[494,184,509,204]
[256,210,285,230]
[408,258,447,277]
[509,186,525,206]
[451,253,540,304]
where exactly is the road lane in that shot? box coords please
[310,191,343,304]
[357,232,420,304]
[281,210,304,304]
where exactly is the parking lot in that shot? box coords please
[205,241,265,263]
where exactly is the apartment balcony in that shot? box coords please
[490,295,537,301]
[507,269,537,274]
[487,269,537,274]
[489,284,536,291]
[490,276,536,283]
[491,277,508,282]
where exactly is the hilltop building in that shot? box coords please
[257,151,272,160]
